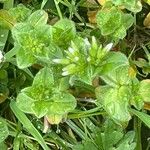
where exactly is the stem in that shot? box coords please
[146,139,150,150]
[54,0,63,19]
[134,116,142,150]
[133,13,137,43]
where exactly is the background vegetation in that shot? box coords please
[0,0,150,149]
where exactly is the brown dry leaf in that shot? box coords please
[144,102,150,111]
[143,12,150,28]
[87,10,98,24]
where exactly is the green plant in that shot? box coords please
[0,0,150,149]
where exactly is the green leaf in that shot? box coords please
[16,46,36,69]
[122,14,134,29]
[53,19,76,48]
[0,9,16,29]
[100,66,131,87]
[9,4,32,22]
[115,131,136,150]
[16,67,77,124]
[96,7,122,36]
[139,80,150,102]
[112,0,142,13]
[0,142,7,150]
[96,86,131,124]
[96,52,129,78]
[73,140,98,150]
[27,10,48,26]
[130,108,150,128]
[10,101,50,150]
[0,118,9,143]
[96,6,134,41]
[41,0,48,9]
[12,23,53,68]
[101,120,123,149]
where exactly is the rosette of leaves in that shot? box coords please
[95,63,150,124]
[11,10,54,69]
[53,36,114,85]
[96,5,134,41]
[16,67,76,124]
[53,36,130,85]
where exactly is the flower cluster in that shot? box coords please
[53,36,113,77]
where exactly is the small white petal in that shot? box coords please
[84,38,90,47]
[62,71,69,76]
[87,57,91,62]
[52,59,61,63]
[68,47,75,54]
[74,56,79,61]
[0,51,4,63]
[104,43,113,52]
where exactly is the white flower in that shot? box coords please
[74,56,79,61]
[62,71,69,76]
[0,51,4,63]
[84,38,91,47]
[104,43,113,52]
[68,47,75,54]
[52,59,62,63]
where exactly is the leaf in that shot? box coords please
[96,6,134,40]
[0,118,9,143]
[27,10,48,26]
[9,4,32,22]
[0,9,16,29]
[73,119,136,150]
[139,80,150,102]
[96,7,122,36]
[97,0,107,5]
[73,140,98,150]
[96,52,129,77]
[95,86,131,125]
[143,12,150,28]
[130,108,150,128]
[53,19,76,48]
[144,0,150,5]
[41,0,48,9]
[112,0,142,13]
[0,142,7,150]
[10,101,50,150]
[115,131,136,150]
[100,66,131,87]
[87,10,98,24]
[16,67,77,124]
[12,23,53,68]
[101,120,123,149]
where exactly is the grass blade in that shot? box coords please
[10,100,50,150]
[130,108,150,128]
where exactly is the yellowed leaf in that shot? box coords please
[97,0,107,5]
[144,102,150,111]
[128,67,137,78]
[143,12,150,28]
[87,10,98,24]
[144,0,150,5]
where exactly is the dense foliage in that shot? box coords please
[0,0,150,149]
